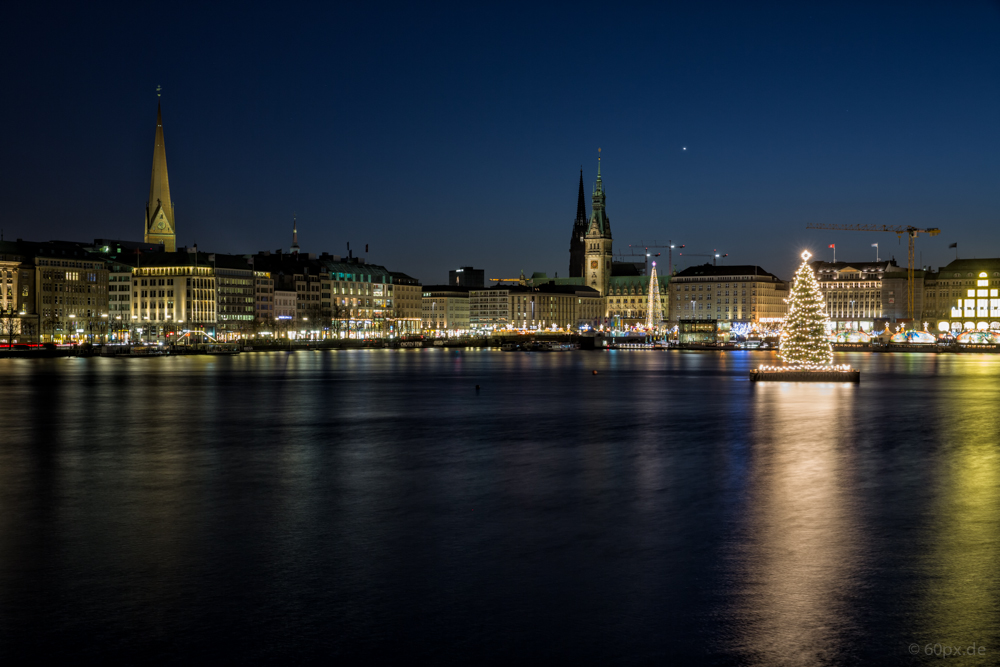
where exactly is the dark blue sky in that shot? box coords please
[2,2,998,282]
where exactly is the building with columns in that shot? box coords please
[810,259,899,331]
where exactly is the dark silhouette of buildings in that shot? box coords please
[568,169,587,277]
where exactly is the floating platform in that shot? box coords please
[750,368,860,383]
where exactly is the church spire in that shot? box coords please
[594,147,604,195]
[144,89,176,251]
[290,217,300,254]
[568,167,588,278]
[575,168,586,222]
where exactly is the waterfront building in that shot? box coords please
[568,169,587,278]
[678,319,724,344]
[527,283,602,330]
[389,272,422,336]
[128,250,218,339]
[214,255,255,338]
[0,240,112,343]
[669,264,787,326]
[448,266,485,288]
[327,259,387,336]
[253,251,407,338]
[422,285,470,333]
[469,284,514,330]
[923,259,1000,332]
[470,283,602,331]
[107,261,134,340]
[604,272,669,329]
[144,102,177,252]
[254,271,274,322]
[879,266,926,326]
[273,291,296,320]
[0,243,30,341]
[810,260,899,331]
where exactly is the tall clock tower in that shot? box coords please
[583,150,613,295]
[144,99,176,252]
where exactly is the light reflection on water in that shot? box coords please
[730,383,863,666]
[916,369,1000,657]
[0,350,998,663]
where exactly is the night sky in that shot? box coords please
[2,2,998,283]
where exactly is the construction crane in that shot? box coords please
[612,248,658,276]
[629,240,685,275]
[805,223,941,320]
[678,250,728,267]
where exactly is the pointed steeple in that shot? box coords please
[568,167,588,277]
[594,148,604,195]
[290,217,300,254]
[589,148,610,237]
[575,168,586,222]
[145,91,176,252]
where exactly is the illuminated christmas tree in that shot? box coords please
[779,250,834,367]
[645,261,664,329]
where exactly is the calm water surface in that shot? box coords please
[1,350,998,664]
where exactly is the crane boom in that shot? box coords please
[806,222,909,233]
[805,223,941,320]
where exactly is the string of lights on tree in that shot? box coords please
[758,250,852,373]
[645,261,664,330]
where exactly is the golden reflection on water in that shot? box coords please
[732,383,861,666]
[916,362,1000,653]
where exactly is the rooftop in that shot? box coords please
[673,263,783,281]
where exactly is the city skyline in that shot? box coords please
[2,3,999,283]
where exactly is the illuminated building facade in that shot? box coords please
[923,259,1000,333]
[810,260,898,330]
[216,258,255,336]
[605,274,669,328]
[468,283,602,331]
[130,252,217,338]
[669,264,788,325]
[253,251,414,338]
[422,285,470,332]
[273,291,296,320]
[0,240,112,343]
[107,261,133,339]
[254,271,274,321]
[389,272,422,335]
[470,285,514,329]
[0,244,29,340]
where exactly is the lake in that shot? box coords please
[0,349,997,664]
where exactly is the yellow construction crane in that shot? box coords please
[805,223,941,320]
